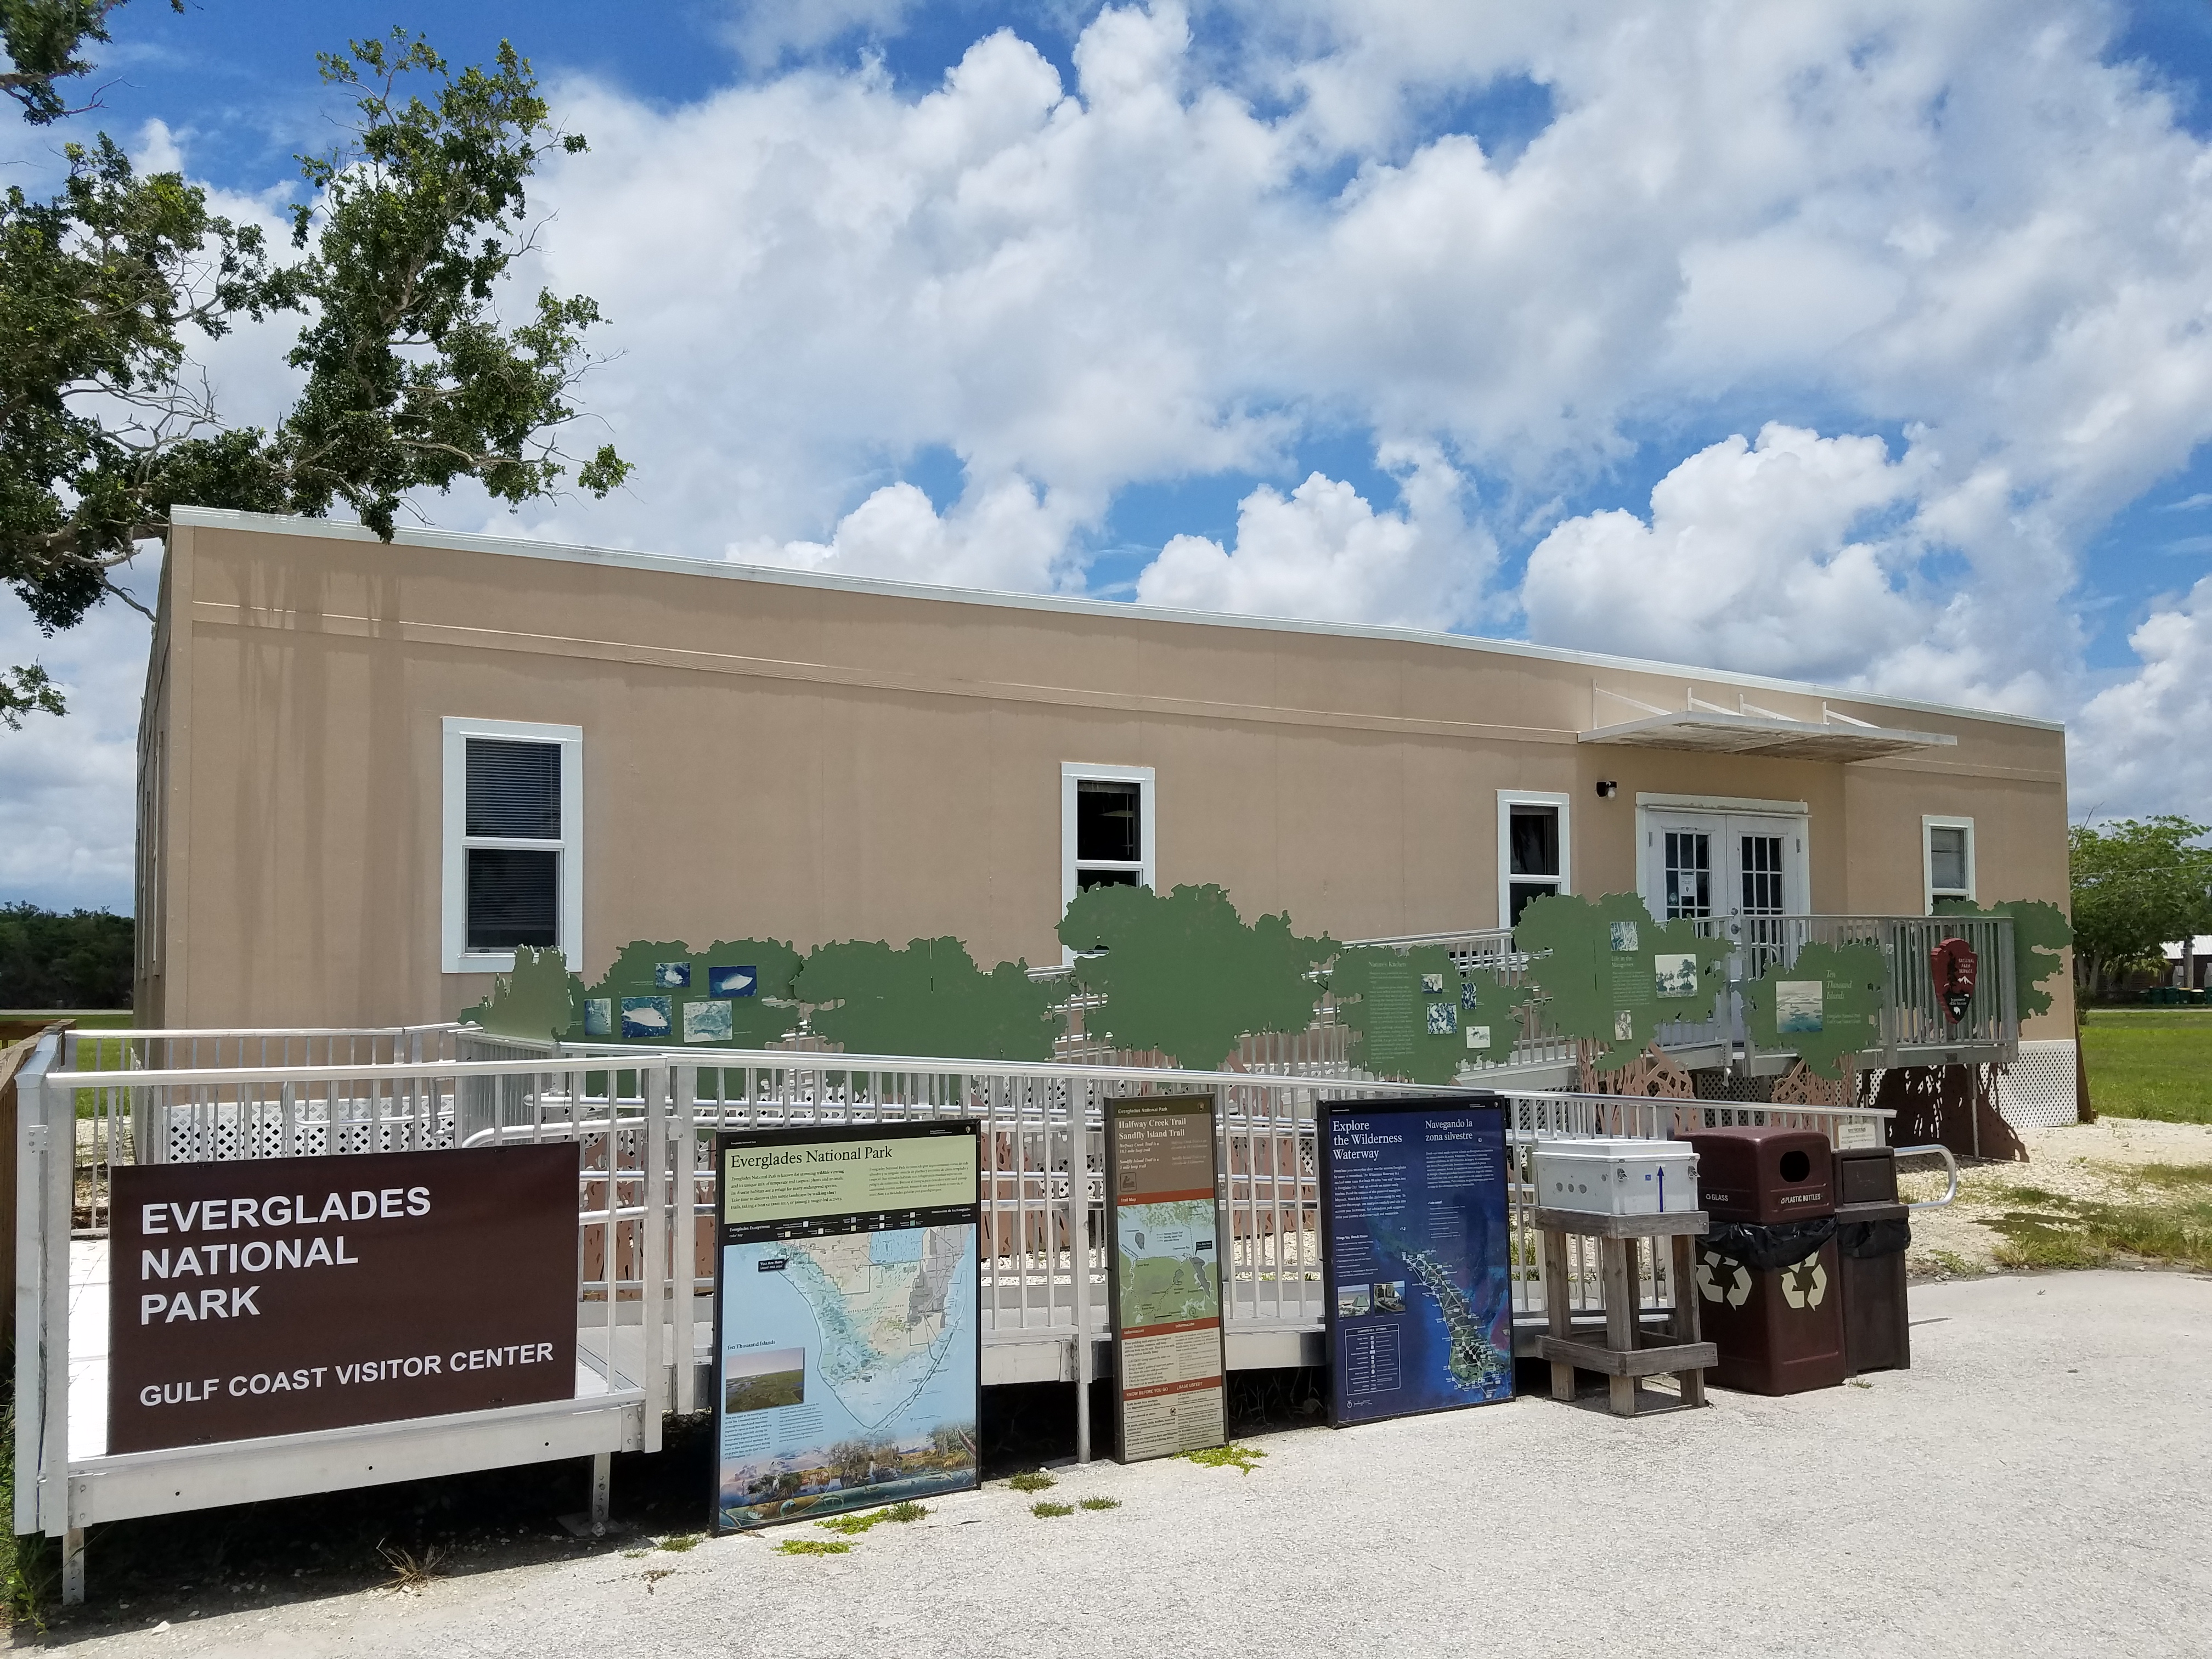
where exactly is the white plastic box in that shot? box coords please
[1532,1137,1701,1216]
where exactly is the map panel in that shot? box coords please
[712,1123,980,1533]
[1321,1098,1515,1427]
[1114,1198,1221,1332]
[715,1224,977,1530]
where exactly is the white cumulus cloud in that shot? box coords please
[1133,443,1490,628]
[2072,578,2212,820]
[1522,425,1925,685]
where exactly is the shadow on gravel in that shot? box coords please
[21,1415,720,1644]
[24,1362,1556,1638]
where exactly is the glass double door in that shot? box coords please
[1644,811,1805,930]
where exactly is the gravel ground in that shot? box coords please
[29,1268,2212,1659]
[1903,1119,2212,1277]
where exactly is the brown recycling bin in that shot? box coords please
[1680,1126,1847,1396]
[1833,1146,1911,1374]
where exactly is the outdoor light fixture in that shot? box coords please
[1594,780,1620,798]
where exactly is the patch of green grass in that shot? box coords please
[814,1503,928,1536]
[1077,1497,1120,1511]
[1,1398,53,1631]
[1030,1501,1075,1518]
[1007,1471,1056,1493]
[775,1538,852,1556]
[1178,1444,1267,1475]
[2126,1161,2212,1192]
[2080,1009,2212,1124]
[1984,1165,2212,1271]
[657,1533,702,1553]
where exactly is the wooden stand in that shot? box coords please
[1535,1208,1716,1418]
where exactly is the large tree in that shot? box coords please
[1,15,629,725]
[2068,816,2212,994]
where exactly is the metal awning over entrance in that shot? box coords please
[1580,708,1957,762]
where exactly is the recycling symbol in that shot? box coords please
[1779,1254,1829,1310]
[1696,1250,1752,1308]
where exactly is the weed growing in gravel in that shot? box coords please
[815,1503,930,1536]
[1078,1497,1121,1511]
[1179,1444,1267,1475]
[776,1539,852,1556]
[1008,1471,1057,1493]
[658,1534,702,1553]
[1030,1502,1075,1518]
[376,1543,446,1593]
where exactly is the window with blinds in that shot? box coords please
[464,738,562,950]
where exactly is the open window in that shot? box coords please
[1923,816,1974,911]
[1498,791,1570,929]
[443,717,583,973]
[1062,764,1154,936]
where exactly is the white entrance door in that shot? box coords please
[1643,811,1807,933]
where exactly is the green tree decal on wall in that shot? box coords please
[1328,946,1522,1085]
[798,937,1063,1061]
[1058,883,1332,1069]
[1512,893,1730,1071]
[462,944,575,1040]
[1933,898,2072,1019]
[581,937,803,1047]
[1741,941,1888,1078]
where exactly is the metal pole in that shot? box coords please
[589,1453,611,1528]
[1073,1083,1093,1464]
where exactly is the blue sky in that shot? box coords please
[7,0,2212,908]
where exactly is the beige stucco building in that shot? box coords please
[133,507,2073,1043]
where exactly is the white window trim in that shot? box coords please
[1062,763,1155,958]
[443,716,583,974]
[1923,814,1976,912]
[1497,791,1572,930]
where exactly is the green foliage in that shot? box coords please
[1006,1470,1056,1493]
[1177,1443,1266,1474]
[270,33,631,539]
[0,0,178,125]
[774,1538,850,1556]
[2080,1008,2212,1124]
[0,902,132,1006]
[462,944,575,1040]
[799,937,1062,1061]
[1077,1496,1120,1511]
[1328,945,1521,1084]
[1029,1500,1075,1518]
[1741,941,1888,1079]
[2068,817,2212,993]
[1512,893,1729,1070]
[1,26,627,716]
[0,662,64,729]
[1059,883,1332,1068]
[2,128,278,658]
[1933,898,2073,1018]
[814,1502,928,1535]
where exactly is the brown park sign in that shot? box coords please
[108,1146,579,1454]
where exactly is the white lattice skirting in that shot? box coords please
[1993,1040,2082,1128]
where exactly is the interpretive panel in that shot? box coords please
[1319,1094,1514,1427]
[108,1146,579,1454]
[712,1122,980,1531]
[1105,1094,1226,1463]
